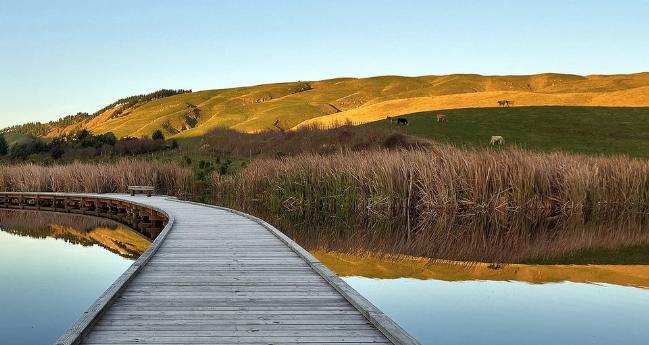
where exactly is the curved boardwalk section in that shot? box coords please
[0,193,418,344]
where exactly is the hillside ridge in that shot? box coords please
[4,72,649,139]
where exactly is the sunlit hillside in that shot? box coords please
[8,73,649,139]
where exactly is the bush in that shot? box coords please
[167,139,179,149]
[10,139,47,159]
[0,135,7,156]
[152,129,165,141]
[50,145,65,160]
[114,138,162,155]
[97,132,117,146]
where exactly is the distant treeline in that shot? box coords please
[0,129,177,160]
[0,89,192,137]
[96,88,192,118]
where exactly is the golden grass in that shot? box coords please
[0,159,193,196]
[295,86,649,128]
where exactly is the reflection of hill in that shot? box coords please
[316,251,649,289]
[0,210,150,259]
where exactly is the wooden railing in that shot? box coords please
[0,192,167,240]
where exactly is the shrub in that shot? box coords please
[152,129,165,141]
[0,135,7,156]
[10,139,47,159]
[50,145,65,160]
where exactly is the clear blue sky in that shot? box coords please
[1,0,647,128]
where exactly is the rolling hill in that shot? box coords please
[4,73,649,140]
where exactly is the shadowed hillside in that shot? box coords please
[4,73,649,140]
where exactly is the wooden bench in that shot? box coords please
[127,186,155,197]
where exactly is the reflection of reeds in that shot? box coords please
[0,159,193,196]
[213,147,649,220]
[251,210,649,263]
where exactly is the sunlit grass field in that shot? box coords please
[369,106,649,158]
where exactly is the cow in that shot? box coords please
[498,100,513,107]
[397,117,409,125]
[386,115,396,123]
[436,114,448,122]
[490,136,505,145]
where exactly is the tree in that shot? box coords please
[152,129,165,141]
[97,132,117,146]
[50,145,65,160]
[76,129,94,147]
[0,135,7,156]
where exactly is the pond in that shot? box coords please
[319,252,649,345]
[0,210,150,345]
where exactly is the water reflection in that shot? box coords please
[319,252,649,345]
[0,210,150,259]
[237,206,649,263]
[346,277,649,345]
[0,210,150,344]
[316,252,649,289]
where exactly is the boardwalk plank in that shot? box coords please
[19,194,420,345]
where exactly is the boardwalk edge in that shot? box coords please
[43,194,177,345]
[173,198,421,345]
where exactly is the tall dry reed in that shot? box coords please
[0,159,193,196]
[212,146,649,221]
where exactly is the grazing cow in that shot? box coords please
[386,115,396,123]
[436,114,448,122]
[397,117,409,125]
[498,100,514,107]
[490,136,505,145]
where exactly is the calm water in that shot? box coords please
[0,211,149,345]
[4,205,649,345]
[345,277,649,345]
[314,252,649,345]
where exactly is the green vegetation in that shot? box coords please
[93,88,192,117]
[0,135,7,156]
[370,106,649,158]
[152,129,165,141]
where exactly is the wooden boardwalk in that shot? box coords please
[39,195,420,345]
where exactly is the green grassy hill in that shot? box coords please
[5,73,649,141]
[369,106,649,158]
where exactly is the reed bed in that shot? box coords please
[213,145,649,221]
[0,159,193,196]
